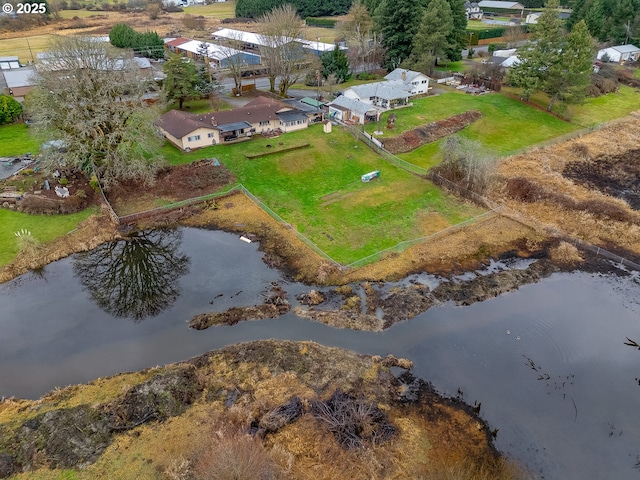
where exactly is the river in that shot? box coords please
[1,227,639,479]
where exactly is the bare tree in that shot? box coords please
[504,25,528,48]
[337,0,375,73]
[217,31,248,96]
[258,4,307,97]
[29,36,164,189]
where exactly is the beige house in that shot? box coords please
[155,96,309,150]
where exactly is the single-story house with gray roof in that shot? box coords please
[2,66,36,99]
[597,45,640,63]
[343,82,411,110]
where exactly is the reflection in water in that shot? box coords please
[73,229,190,321]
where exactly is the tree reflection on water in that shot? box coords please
[73,229,190,321]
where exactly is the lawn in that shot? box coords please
[366,90,578,168]
[165,125,484,264]
[0,35,56,64]
[0,207,97,267]
[183,1,236,18]
[0,124,41,157]
[501,85,640,128]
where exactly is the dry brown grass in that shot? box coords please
[549,241,583,266]
[492,113,640,257]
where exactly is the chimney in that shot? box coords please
[401,70,406,81]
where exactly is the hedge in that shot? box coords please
[306,17,338,28]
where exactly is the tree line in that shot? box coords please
[109,23,165,59]
[567,0,640,45]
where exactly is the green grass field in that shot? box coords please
[0,207,97,267]
[366,90,578,168]
[0,124,41,157]
[161,125,484,264]
[0,35,55,64]
[183,1,236,17]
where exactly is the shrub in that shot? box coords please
[355,72,378,81]
[504,177,545,202]
[430,136,497,195]
[311,389,396,449]
[58,178,69,185]
[550,241,583,265]
[182,14,205,30]
[89,175,100,191]
[19,169,34,176]
[75,189,87,199]
[192,423,282,480]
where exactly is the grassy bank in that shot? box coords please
[0,207,97,267]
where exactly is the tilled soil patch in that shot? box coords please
[382,110,482,154]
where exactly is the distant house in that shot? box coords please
[384,68,431,95]
[478,0,524,15]
[155,96,309,150]
[597,45,640,63]
[327,96,378,124]
[525,12,541,23]
[282,97,324,123]
[2,67,36,99]
[465,1,484,20]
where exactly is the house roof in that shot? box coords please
[277,110,309,122]
[174,39,260,62]
[3,67,36,88]
[478,1,524,9]
[155,109,214,139]
[608,44,640,53]
[298,39,347,53]
[300,97,324,107]
[155,96,302,138]
[165,37,191,48]
[282,98,322,114]
[385,68,426,84]
[212,28,270,47]
[348,82,410,101]
[329,96,376,115]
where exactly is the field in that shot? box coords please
[367,90,578,168]
[0,207,97,266]
[162,125,484,264]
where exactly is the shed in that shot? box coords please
[597,45,640,63]
[0,56,20,70]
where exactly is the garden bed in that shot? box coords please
[382,110,482,154]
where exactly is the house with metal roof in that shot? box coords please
[597,44,640,63]
[478,1,524,14]
[171,39,261,67]
[154,96,309,150]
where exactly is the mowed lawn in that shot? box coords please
[165,125,484,264]
[368,91,579,169]
[0,208,97,267]
[0,124,41,157]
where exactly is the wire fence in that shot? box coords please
[90,115,640,272]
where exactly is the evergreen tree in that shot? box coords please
[321,46,351,83]
[445,0,467,62]
[545,20,594,110]
[0,94,23,125]
[508,1,594,111]
[375,0,423,69]
[584,0,604,38]
[163,54,200,109]
[403,0,455,74]
[507,0,564,101]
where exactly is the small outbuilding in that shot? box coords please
[596,45,640,63]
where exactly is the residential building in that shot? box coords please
[597,45,640,63]
[155,96,309,150]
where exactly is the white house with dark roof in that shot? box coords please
[597,45,640,63]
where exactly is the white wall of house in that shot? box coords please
[180,127,219,150]
[407,75,430,95]
[279,118,308,133]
